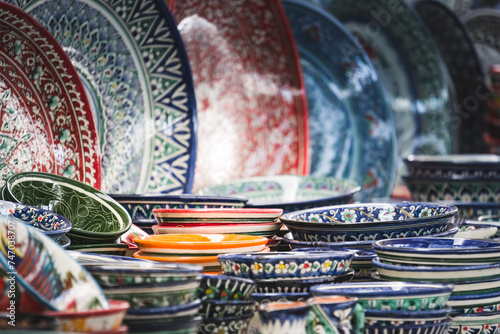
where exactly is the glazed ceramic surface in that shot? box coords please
[364,307,452,326]
[405,178,500,202]
[44,299,129,332]
[413,1,488,154]
[153,208,283,223]
[311,282,453,311]
[199,176,362,211]
[110,194,247,221]
[258,301,311,334]
[312,0,452,182]
[68,243,129,256]
[125,315,202,333]
[0,1,100,189]
[171,0,309,192]
[373,238,500,265]
[152,222,282,237]
[200,299,256,319]
[196,274,256,303]
[455,223,499,239]
[365,319,452,334]
[124,298,201,319]
[218,251,353,279]
[12,0,197,194]
[404,155,500,178]
[0,217,109,311]
[449,311,500,334]
[198,312,254,334]
[5,172,132,244]
[453,202,500,219]
[307,296,364,334]
[283,1,397,200]
[448,288,500,310]
[280,202,457,242]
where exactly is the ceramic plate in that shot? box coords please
[413,0,487,154]
[170,0,309,191]
[153,208,283,223]
[13,0,197,194]
[151,222,282,236]
[283,0,397,200]
[313,0,452,180]
[0,2,100,189]
[0,216,109,311]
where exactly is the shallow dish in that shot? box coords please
[281,202,457,242]
[198,176,360,212]
[5,172,132,244]
[373,238,500,265]
[133,234,269,254]
[152,208,283,223]
[311,282,453,311]
[218,251,354,279]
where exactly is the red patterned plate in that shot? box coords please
[170,0,309,191]
[0,2,100,188]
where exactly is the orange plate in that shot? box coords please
[133,234,269,250]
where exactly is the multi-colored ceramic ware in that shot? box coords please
[196,275,256,301]
[68,243,129,257]
[152,208,283,224]
[151,222,283,237]
[258,301,312,334]
[200,299,256,319]
[308,296,364,334]
[364,307,452,326]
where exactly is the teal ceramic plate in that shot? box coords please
[11,0,197,194]
[5,172,131,244]
[0,217,109,311]
[312,0,452,180]
[283,0,397,200]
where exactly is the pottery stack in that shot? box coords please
[372,237,500,334]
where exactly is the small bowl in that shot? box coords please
[197,175,360,212]
[44,300,129,332]
[280,202,457,242]
[218,250,353,280]
[372,238,500,266]
[197,274,256,301]
[310,282,454,311]
[200,299,256,318]
[5,172,132,243]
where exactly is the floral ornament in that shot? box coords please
[288,262,299,274]
[309,213,323,223]
[311,261,321,272]
[341,209,357,223]
[321,259,336,273]
[299,261,313,274]
[378,206,396,221]
[231,262,242,275]
[251,262,264,275]
[274,261,289,274]
[333,308,352,327]
[419,207,433,218]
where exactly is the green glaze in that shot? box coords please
[306,303,364,334]
[6,172,131,239]
[356,294,450,311]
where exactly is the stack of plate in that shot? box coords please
[81,260,204,334]
[372,237,500,334]
[151,208,283,248]
[133,234,270,273]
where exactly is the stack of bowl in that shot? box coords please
[2,172,132,256]
[196,274,257,334]
[403,155,500,219]
[133,233,270,273]
[372,237,500,333]
[109,194,248,235]
[81,260,204,334]
[310,282,454,334]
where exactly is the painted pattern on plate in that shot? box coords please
[13,0,197,194]
[171,0,309,191]
[0,2,100,188]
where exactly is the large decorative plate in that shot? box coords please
[413,0,488,154]
[170,0,309,191]
[12,0,197,194]
[283,0,397,200]
[0,215,109,311]
[0,2,100,188]
[311,0,453,179]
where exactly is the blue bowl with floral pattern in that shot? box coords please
[280,202,457,242]
[196,275,256,301]
[218,251,354,279]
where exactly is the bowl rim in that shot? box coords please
[373,257,500,272]
[405,154,500,166]
[373,237,500,254]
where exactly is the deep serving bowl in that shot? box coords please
[218,251,353,279]
[280,202,457,242]
[310,282,454,311]
[5,172,131,244]
[372,238,500,266]
[197,175,361,212]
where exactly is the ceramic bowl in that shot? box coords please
[455,223,498,239]
[44,300,128,332]
[218,250,353,280]
[449,311,500,334]
[124,314,202,333]
[68,243,129,256]
[134,234,269,254]
[250,292,310,304]
[82,261,202,287]
[197,275,256,301]
[310,282,454,311]
[198,175,361,212]
[102,279,200,309]
[364,307,452,326]
[257,301,311,334]
[448,288,500,312]
[254,269,355,293]
[280,202,457,242]
[152,208,283,225]
[4,172,132,244]
[124,298,201,319]
[0,200,71,243]
[308,296,364,334]
[200,299,256,318]
[365,318,452,334]
[373,258,500,283]
[198,311,254,334]
[372,238,500,266]
[109,193,247,220]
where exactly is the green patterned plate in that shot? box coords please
[5,172,131,244]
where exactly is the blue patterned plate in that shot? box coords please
[283,0,397,200]
[312,0,453,181]
[11,0,197,194]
